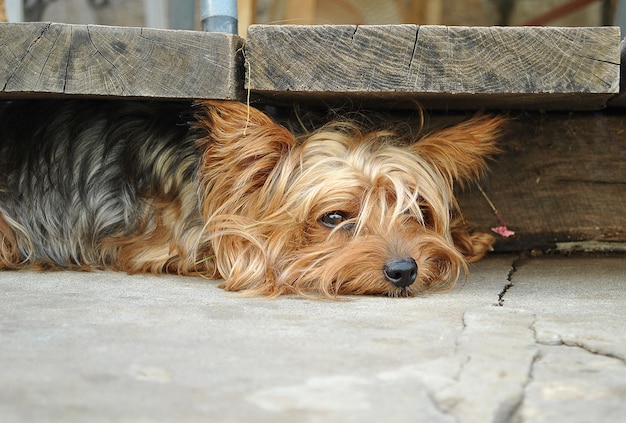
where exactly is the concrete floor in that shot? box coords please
[0,254,624,423]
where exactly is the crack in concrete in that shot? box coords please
[491,312,540,423]
[494,254,524,307]
[536,337,626,363]
[508,316,541,423]
[451,312,472,383]
[527,290,625,363]
[511,318,625,422]
[494,281,514,307]
[433,309,540,423]
[507,352,541,423]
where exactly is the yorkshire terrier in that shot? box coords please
[0,99,505,297]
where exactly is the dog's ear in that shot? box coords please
[193,100,296,199]
[412,115,506,187]
[191,101,298,295]
[450,216,496,262]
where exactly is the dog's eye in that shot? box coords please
[419,206,433,227]
[319,211,351,229]
[415,197,433,227]
[402,203,433,228]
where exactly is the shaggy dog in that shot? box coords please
[0,99,505,297]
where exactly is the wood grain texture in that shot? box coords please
[245,24,620,110]
[0,22,243,99]
[607,36,626,107]
[457,112,626,251]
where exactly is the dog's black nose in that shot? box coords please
[383,258,418,288]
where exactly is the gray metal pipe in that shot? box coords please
[201,0,238,34]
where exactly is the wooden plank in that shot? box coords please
[456,111,626,251]
[0,22,243,99]
[245,24,620,110]
[607,36,626,107]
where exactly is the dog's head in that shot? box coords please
[194,100,505,297]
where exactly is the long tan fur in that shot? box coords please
[0,99,506,297]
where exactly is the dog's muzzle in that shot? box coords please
[383,258,417,288]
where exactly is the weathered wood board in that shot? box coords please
[1,23,621,109]
[457,111,626,251]
[0,22,244,99]
[245,24,620,110]
[607,37,626,107]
